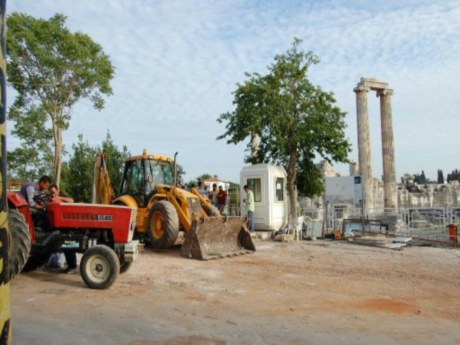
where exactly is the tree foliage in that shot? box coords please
[66,135,97,202]
[66,132,130,202]
[218,39,350,219]
[6,12,114,185]
[7,105,54,180]
[175,164,186,186]
[187,173,213,189]
[447,169,460,182]
[414,170,428,184]
[437,169,444,184]
[100,132,130,194]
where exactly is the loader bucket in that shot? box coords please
[181,217,256,260]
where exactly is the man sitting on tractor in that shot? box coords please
[19,175,52,213]
[48,184,78,274]
[19,176,52,230]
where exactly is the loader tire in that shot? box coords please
[7,209,31,281]
[80,245,120,289]
[147,200,179,250]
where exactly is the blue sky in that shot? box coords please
[7,0,460,183]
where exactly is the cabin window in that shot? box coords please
[275,177,284,201]
[247,178,261,202]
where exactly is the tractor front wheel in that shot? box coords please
[147,200,179,250]
[80,245,120,289]
[7,208,31,281]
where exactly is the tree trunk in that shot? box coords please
[52,107,63,186]
[54,128,62,186]
[287,149,297,223]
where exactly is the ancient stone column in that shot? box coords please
[378,89,397,210]
[354,84,373,214]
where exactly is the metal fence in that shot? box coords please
[300,205,459,244]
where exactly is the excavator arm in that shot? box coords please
[92,152,116,205]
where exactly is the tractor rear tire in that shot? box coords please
[147,200,179,250]
[80,245,120,289]
[7,209,31,281]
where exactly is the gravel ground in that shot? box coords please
[10,239,460,345]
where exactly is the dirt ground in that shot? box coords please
[9,238,460,345]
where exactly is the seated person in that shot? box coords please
[48,184,78,274]
[19,175,52,213]
[20,176,52,230]
[49,184,74,203]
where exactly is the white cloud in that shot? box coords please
[7,0,460,181]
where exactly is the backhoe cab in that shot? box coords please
[94,149,255,260]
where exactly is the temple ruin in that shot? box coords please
[354,77,397,214]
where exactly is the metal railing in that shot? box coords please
[300,205,459,244]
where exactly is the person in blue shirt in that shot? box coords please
[19,175,52,213]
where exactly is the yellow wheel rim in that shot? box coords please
[152,212,165,240]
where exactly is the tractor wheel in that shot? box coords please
[80,245,120,289]
[7,209,31,281]
[147,200,179,250]
[119,260,132,274]
[203,204,220,217]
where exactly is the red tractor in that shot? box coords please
[7,192,141,289]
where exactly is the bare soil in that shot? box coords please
[10,239,460,345]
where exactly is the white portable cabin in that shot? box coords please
[240,164,288,231]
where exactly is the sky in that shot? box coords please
[7,0,460,183]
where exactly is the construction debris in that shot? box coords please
[347,235,412,250]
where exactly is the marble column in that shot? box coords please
[378,89,397,210]
[354,85,373,214]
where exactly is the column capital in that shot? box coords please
[376,88,394,97]
[353,85,370,93]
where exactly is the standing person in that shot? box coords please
[243,185,255,232]
[216,185,227,214]
[203,185,210,199]
[209,183,218,206]
[19,175,52,213]
[48,184,78,274]
[198,180,211,199]
[197,180,207,196]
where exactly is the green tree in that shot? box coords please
[65,133,130,202]
[447,169,458,182]
[421,170,427,184]
[100,131,130,194]
[414,170,428,184]
[437,169,444,184]
[297,159,324,197]
[187,173,213,189]
[218,39,350,221]
[6,13,114,185]
[7,106,54,181]
[66,134,97,202]
[175,164,186,186]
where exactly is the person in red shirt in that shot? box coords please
[216,185,227,214]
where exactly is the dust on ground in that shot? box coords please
[10,239,460,345]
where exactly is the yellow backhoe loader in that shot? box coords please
[92,150,255,260]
